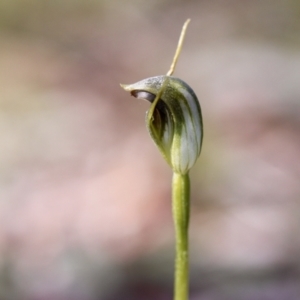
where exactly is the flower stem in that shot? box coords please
[172,172,190,300]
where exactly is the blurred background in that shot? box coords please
[1,0,300,299]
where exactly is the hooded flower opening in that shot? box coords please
[121,75,203,174]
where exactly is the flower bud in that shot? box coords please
[121,75,203,174]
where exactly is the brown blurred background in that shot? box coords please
[1,0,300,299]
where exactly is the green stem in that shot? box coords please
[172,172,190,300]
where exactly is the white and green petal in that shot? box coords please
[121,75,203,174]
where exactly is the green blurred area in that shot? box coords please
[0,0,300,299]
